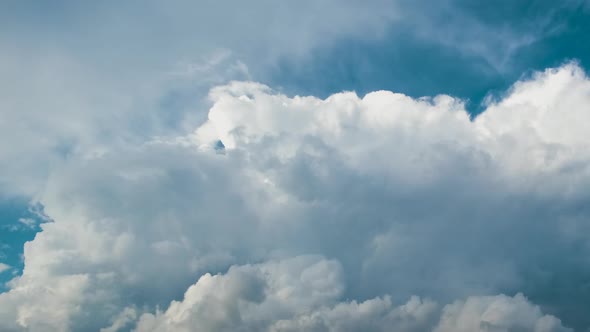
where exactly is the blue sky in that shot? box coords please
[0,199,46,291]
[267,0,590,111]
[2,1,590,331]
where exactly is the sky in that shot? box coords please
[1,1,590,331]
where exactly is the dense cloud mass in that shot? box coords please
[0,0,399,197]
[1,63,590,331]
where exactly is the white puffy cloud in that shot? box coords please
[0,274,89,332]
[131,258,566,332]
[434,294,571,332]
[0,63,589,331]
[133,256,346,332]
[131,256,438,332]
[269,295,437,332]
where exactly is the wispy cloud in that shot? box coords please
[0,263,10,274]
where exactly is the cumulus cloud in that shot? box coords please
[0,63,589,331]
[0,0,577,197]
[434,294,571,332]
[129,257,566,332]
[130,256,437,332]
[133,256,346,332]
[4,0,577,197]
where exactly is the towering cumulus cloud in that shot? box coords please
[1,63,589,331]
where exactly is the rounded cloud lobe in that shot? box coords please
[1,63,589,331]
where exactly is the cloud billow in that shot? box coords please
[0,63,589,331]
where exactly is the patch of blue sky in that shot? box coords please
[266,1,590,115]
[0,199,46,292]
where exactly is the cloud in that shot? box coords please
[5,0,581,197]
[0,0,579,198]
[133,256,346,332]
[434,294,572,332]
[389,0,587,74]
[0,0,400,197]
[0,63,589,331]
[17,218,36,230]
[0,274,88,332]
[129,257,566,332]
[0,263,10,274]
[2,219,38,233]
[2,2,590,332]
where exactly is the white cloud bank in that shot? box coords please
[1,63,589,331]
[130,257,567,332]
